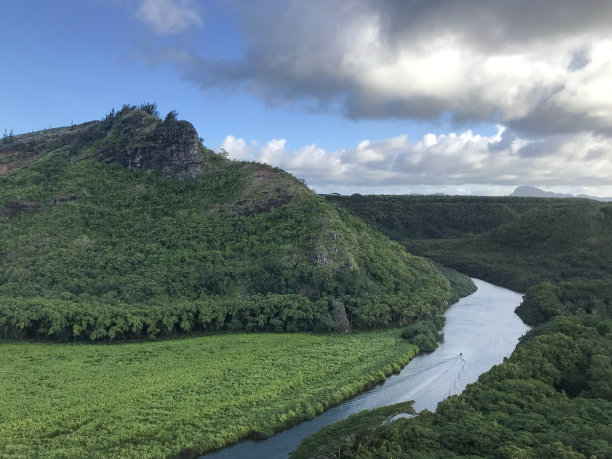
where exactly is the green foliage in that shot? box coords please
[164,110,178,122]
[326,194,612,292]
[0,330,418,458]
[137,102,160,119]
[401,318,442,352]
[517,277,612,326]
[303,195,612,458]
[290,401,415,459]
[433,262,477,304]
[0,113,454,340]
[302,316,612,458]
[0,294,335,341]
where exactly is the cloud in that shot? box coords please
[218,127,612,195]
[171,0,612,136]
[136,0,202,35]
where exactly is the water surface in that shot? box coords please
[204,279,529,458]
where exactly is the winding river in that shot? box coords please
[204,279,530,458]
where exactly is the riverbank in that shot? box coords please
[301,315,612,458]
[0,330,417,458]
[210,279,528,459]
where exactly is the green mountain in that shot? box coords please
[0,106,458,341]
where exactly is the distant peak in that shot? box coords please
[510,186,612,202]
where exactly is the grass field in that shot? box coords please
[0,330,416,458]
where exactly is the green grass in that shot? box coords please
[0,330,417,458]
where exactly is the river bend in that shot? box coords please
[204,279,530,458]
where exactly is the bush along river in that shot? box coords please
[203,279,530,458]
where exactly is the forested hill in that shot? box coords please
[325,194,612,292]
[0,106,463,341]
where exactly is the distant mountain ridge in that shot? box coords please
[510,185,612,202]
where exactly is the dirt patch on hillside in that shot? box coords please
[252,164,276,182]
[0,150,38,174]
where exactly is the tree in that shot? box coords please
[164,110,178,122]
[138,102,160,119]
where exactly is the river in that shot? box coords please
[204,279,530,458]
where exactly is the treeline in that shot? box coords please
[325,194,528,239]
[0,295,330,341]
[0,292,452,342]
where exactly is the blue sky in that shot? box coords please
[2,1,611,196]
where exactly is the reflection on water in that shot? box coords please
[204,279,529,459]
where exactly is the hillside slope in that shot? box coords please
[0,107,456,340]
[326,194,612,291]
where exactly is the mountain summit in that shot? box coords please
[1,105,204,180]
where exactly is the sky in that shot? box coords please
[1,0,612,196]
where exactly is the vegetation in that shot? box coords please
[0,109,483,458]
[0,330,418,458]
[326,194,612,292]
[291,402,415,459]
[0,109,467,340]
[517,277,612,326]
[433,262,477,304]
[297,316,611,458]
[295,194,612,458]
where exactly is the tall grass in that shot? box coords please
[0,330,416,458]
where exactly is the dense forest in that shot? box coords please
[0,107,470,341]
[294,195,612,457]
[326,194,612,291]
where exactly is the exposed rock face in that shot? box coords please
[1,111,206,180]
[98,112,205,180]
[50,194,82,206]
[331,299,350,332]
[2,200,41,217]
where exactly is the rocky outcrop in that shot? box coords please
[49,193,82,206]
[2,200,41,217]
[0,110,208,181]
[98,111,205,180]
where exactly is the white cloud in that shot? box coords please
[217,127,612,196]
[176,1,612,136]
[136,0,202,35]
[145,1,612,195]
